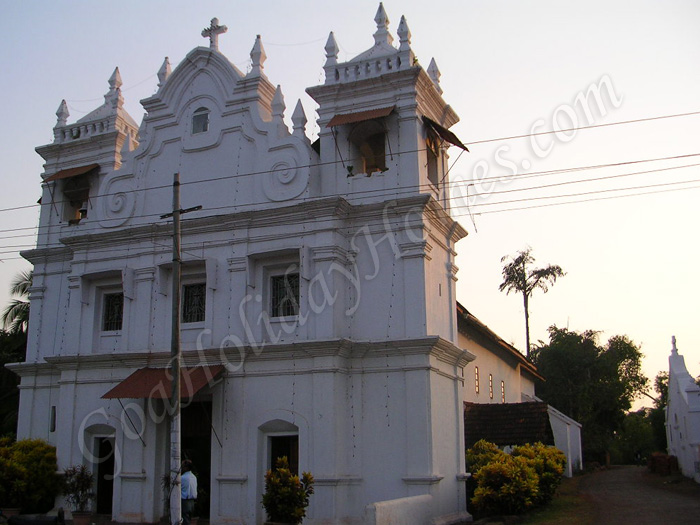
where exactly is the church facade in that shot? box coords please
[666,337,700,483]
[12,5,475,524]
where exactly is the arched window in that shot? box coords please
[192,107,210,134]
[348,119,386,174]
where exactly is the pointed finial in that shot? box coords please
[325,32,339,66]
[56,100,69,127]
[157,57,171,87]
[249,34,267,77]
[105,67,124,110]
[272,85,286,118]
[202,17,228,51]
[109,67,122,91]
[427,58,442,94]
[671,335,678,355]
[121,130,133,155]
[292,99,307,139]
[373,3,393,47]
[397,15,411,51]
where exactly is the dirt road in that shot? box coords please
[579,465,700,524]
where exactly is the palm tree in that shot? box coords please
[499,248,564,358]
[2,269,32,334]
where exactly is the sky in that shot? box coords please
[1,0,698,406]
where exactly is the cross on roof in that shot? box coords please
[202,17,228,51]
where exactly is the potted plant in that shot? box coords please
[63,465,94,525]
[261,457,314,525]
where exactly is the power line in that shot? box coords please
[465,109,700,146]
[1,157,698,249]
[2,169,698,259]
[4,106,700,217]
[468,183,700,216]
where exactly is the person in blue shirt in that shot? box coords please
[181,460,198,525]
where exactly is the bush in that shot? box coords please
[472,454,539,515]
[0,438,61,512]
[466,439,506,473]
[466,440,567,516]
[512,443,566,505]
[261,457,314,525]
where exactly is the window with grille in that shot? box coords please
[474,367,480,394]
[489,374,493,399]
[182,283,206,323]
[102,292,124,331]
[501,381,506,403]
[270,272,299,318]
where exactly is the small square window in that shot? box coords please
[102,292,124,331]
[270,273,300,318]
[192,107,209,134]
[182,283,206,323]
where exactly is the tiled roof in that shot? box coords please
[464,401,554,449]
[456,302,544,381]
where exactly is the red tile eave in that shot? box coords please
[102,365,224,399]
[326,106,395,127]
[43,163,100,182]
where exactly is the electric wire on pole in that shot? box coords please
[160,173,202,525]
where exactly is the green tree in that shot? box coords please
[531,326,648,463]
[0,269,31,437]
[499,248,564,357]
[1,269,32,334]
[610,409,656,464]
[646,371,669,452]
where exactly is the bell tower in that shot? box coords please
[307,3,467,211]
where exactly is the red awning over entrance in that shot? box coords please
[44,163,100,183]
[327,106,395,127]
[102,365,224,400]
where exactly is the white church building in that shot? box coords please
[11,5,478,524]
[666,337,700,483]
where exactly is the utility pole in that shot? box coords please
[160,173,201,525]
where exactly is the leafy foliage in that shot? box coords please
[63,464,95,512]
[466,439,506,472]
[1,270,32,334]
[531,326,648,462]
[467,440,566,517]
[609,409,657,464]
[499,248,564,356]
[0,330,27,436]
[511,443,566,505]
[262,456,314,524]
[0,438,61,512]
[472,455,540,515]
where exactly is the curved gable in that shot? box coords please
[142,47,243,115]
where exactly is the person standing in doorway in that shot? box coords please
[181,460,198,525]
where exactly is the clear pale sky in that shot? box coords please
[1,0,698,406]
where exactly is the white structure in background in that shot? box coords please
[9,5,476,524]
[457,304,583,477]
[666,336,700,483]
